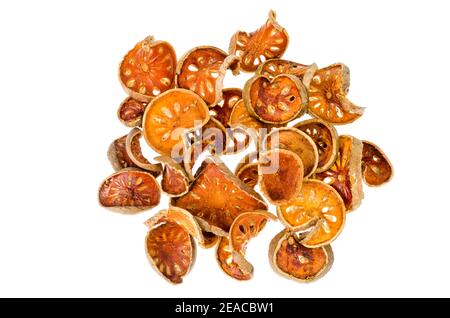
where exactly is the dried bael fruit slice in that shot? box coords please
[259,149,304,205]
[216,237,253,280]
[172,156,268,232]
[315,135,364,211]
[229,10,289,73]
[99,168,161,213]
[119,36,176,102]
[117,97,147,127]
[264,127,319,178]
[107,135,138,171]
[209,88,242,127]
[126,128,162,175]
[269,230,333,283]
[294,119,339,173]
[145,220,195,284]
[308,63,365,125]
[228,99,265,130]
[256,59,318,89]
[176,46,238,106]
[277,180,345,248]
[361,141,393,186]
[142,88,210,155]
[243,74,308,124]
[155,156,190,197]
[201,231,219,249]
[236,163,259,188]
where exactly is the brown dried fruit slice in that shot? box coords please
[256,59,318,88]
[98,168,161,213]
[216,237,252,281]
[236,163,259,188]
[308,63,365,125]
[235,151,259,174]
[315,135,364,211]
[172,156,267,232]
[126,128,162,175]
[228,99,265,130]
[117,97,147,127]
[155,156,189,197]
[107,135,138,171]
[201,231,219,249]
[119,36,176,102]
[361,141,393,186]
[209,88,242,127]
[229,10,289,73]
[259,149,304,205]
[243,74,308,124]
[176,46,238,106]
[264,127,319,178]
[142,88,210,155]
[269,230,333,282]
[145,221,195,284]
[277,180,345,248]
[294,119,339,173]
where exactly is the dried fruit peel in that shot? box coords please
[256,59,318,89]
[216,237,253,280]
[117,97,147,127]
[126,128,162,175]
[155,156,189,197]
[107,135,138,171]
[209,88,242,127]
[235,162,259,188]
[362,141,393,186]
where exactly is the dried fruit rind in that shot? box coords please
[201,231,219,249]
[277,180,345,248]
[216,237,253,280]
[107,135,138,171]
[126,128,162,175]
[256,59,318,89]
[315,135,364,211]
[119,36,176,102]
[117,97,147,127]
[98,168,161,213]
[361,141,393,186]
[268,230,333,282]
[259,149,304,205]
[294,118,339,173]
[209,88,242,127]
[155,156,190,197]
[236,163,259,188]
[229,10,289,73]
[142,88,210,155]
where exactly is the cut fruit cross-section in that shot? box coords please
[209,88,242,127]
[126,128,162,175]
[155,156,190,197]
[107,135,138,171]
[117,97,147,127]
[362,140,393,186]
[256,59,318,89]
[216,237,252,281]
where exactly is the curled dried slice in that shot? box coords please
[236,163,259,188]
[315,135,364,211]
[119,36,176,102]
[308,63,365,125]
[256,59,318,88]
[172,156,267,232]
[235,151,259,174]
[142,88,210,155]
[265,127,319,178]
[294,119,339,173]
[216,237,252,281]
[244,74,308,124]
[107,135,138,171]
[269,230,333,282]
[362,141,393,186]
[228,99,265,130]
[155,156,189,197]
[277,180,345,248]
[259,149,304,205]
[201,231,219,249]
[117,97,147,127]
[98,168,161,213]
[229,10,289,73]
[209,88,242,127]
[176,46,238,106]
[126,128,162,175]
[145,221,195,284]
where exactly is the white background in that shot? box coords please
[0,0,449,297]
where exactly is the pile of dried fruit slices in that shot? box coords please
[99,10,393,284]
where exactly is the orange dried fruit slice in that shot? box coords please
[236,163,259,188]
[172,156,267,232]
[315,135,364,211]
[259,149,304,205]
[216,237,253,280]
[244,74,308,124]
[117,97,147,127]
[269,230,333,282]
[126,128,162,175]
[277,180,345,248]
[142,88,210,155]
[229,10,289,73]
[98,168,161,213]
[176,46,238,106]
[264,127,319,178]
[362,141,393,186]
[228,99,265,130]
[256,59,318,88]
[308,63,365,125]
[294,119,339,173]
[107,135,138,171]
[201,231,219,249]
[155,156,190,197]
[119,36,176,102]
[145,220,195,284]
[209,88,242,127]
